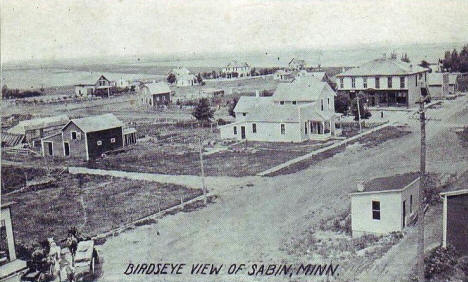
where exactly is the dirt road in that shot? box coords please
[98,96,468,281]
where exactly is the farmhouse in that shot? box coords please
[288,58,306,71]
[74,75,115,97]
[219,76,337,142]
[0,202,27,280]
[6,115,69,147]
[139,82,172,107]
[427,72,450,99]
[440,189,468,255]
[336,57,429,108]
[41,113,135,160]
[222,61,251,78]
[350,173,420,238]
[170,67,198,87]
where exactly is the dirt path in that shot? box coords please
[96,96,467,281]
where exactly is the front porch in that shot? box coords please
[304,119,335,141]
[351,90,409,108]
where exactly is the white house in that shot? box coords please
[219,76,337,142]
[336,58,429,108]
[170,67,198,87]
[274,69,294,81]
[427,72,450,99]
[138,82,172,107]
[222,61,251,78]
[350,173,420,238]
[288,58,306,71]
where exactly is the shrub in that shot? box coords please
[425,245,459,279]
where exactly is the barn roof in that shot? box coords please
[337,58,428,77]
[7,115,69,135]
[273,76,335,102]
[66,113,123,133]
[141,82,171,95]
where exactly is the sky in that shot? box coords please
[1,0,468,64]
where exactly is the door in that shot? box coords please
[64,142,70,156]
[241,126,246,139]
[402,200,406,228]
[45,142,53,156]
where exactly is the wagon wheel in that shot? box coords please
[90,257,95,276]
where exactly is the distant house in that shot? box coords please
[41,113,135,160]
[0,202,27,280]
[74,75,115,97]
[6,115,69,147]
[336,58,429,108]
[350,173,420,238]
[274,70,294,82]
[170,67,198,87]
[440,189,468,255]
[448,73,459,94]
[222,61,251,78]
[139,82,172,107]
[427,72,450,99]
[200,88,224,98]
[288,58,306,71]
[219,76,337,142]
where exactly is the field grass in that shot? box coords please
[1,167,202,254]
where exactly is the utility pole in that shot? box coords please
[356,93,362,133]
[416,97,427,282]
[198,137,207,205]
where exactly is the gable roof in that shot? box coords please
[234,96,274,113]
[7,115,69,135]
[337,58,428,77]
[65,113,123,133]
[226,60,250,68]
[171,67,192,76]
[440,189,468,197]
[273,76,335,102]
[141,82,171,95]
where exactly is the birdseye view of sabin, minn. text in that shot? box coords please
[1,0,467,281]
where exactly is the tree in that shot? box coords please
[334,94,350,114]
[2,84,8,98]
[167,73,176,84]
[228,97,239,117]
[192,98,214,124]
[401,53,410,63]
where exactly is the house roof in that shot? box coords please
[273,76,335,102]
[66,113,123,133]
[234,96,274,113]
[440,189,468,197]
[309,72,327,80]
[141,82,171,95]
[171,67,192,76]
[337,58,428,77]
[7,115,69,135]
[1,133,25,147]
[353,172,420,194]
[226,60,250,68]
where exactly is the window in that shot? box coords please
[292,101,296,105]
[304,122,308,134]
[400,77,405,88]
[410,195,413,213]
[280,101,284,105]
[351,77,356,88]
[242,113,246,116]
[327,98,330,107]
[363,77,367,88]
[339,78,344,89]
[233,126,237,135]
[419,73,423,79]
[252,123,257,133]
[387,77,392,88]
[110,138,116,143]
[375,77,380,89]
[280,124,285,135]
[71,131,77,140]
[97,140,102,146]
[321,99,324,111]
[372,201,381,220]
[415,75,418,86]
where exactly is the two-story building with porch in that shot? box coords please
[336,58,429,108]
[219,76,337,142]
[222,61,251,78]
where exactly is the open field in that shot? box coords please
[1,166,202,256]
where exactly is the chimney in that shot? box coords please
[255,90,260,98]
[356,181,365,192]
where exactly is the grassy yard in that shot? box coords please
[1,166,202,255]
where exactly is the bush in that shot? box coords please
[425,245,459,279]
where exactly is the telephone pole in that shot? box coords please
[198,137,207,205]
[417,97,427,281]
[356,93,362,133]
